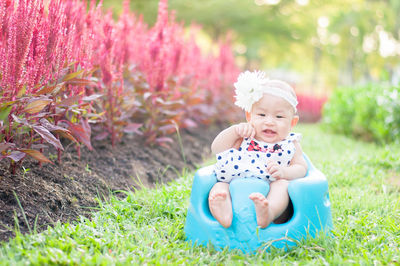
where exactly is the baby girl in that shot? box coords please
[209,70,308,228]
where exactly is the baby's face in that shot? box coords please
[248,93,297,143]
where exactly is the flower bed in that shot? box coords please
[0,0,240,173]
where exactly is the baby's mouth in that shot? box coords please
[263,129,276,135]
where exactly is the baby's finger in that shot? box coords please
[240,125,248,137]
[249,127,256,139]
[267,165,277,174]
[236,125,244,137]
[266,162,277,172]
[242,125,252,138]
[270,165,283,176]
[271,171,282,179]
[246,126,254,138]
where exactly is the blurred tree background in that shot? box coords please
[100,0,400,93]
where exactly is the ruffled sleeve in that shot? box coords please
[286,132,302,142]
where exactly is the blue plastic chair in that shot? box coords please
[184,154,333,253]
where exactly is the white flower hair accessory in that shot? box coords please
[234,70,298,112]
[234,70,266,112]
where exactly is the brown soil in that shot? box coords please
[0,124,224,242]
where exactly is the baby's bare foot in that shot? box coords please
[249,192,273,228]
[209,191,233,228]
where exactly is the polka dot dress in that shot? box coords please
[214,133,301,183]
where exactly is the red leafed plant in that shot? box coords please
[297,94,327,123]
[0,0,100,173]
[121,0,240,145]
[0,0,241,173]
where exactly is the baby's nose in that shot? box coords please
[264,115,275,124]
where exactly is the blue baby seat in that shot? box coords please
[184,154,333,253]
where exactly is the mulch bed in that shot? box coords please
[0,124,225,242]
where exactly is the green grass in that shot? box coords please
[1,124,400,265]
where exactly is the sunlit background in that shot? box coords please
[100,0,400,95]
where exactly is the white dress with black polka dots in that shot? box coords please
[214,133,301,183]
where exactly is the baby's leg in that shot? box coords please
[208,182,233,228]
[249,179,289,228]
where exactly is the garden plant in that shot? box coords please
[323,83,400,143]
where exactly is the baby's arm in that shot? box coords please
[211,123,255,154]
[267,141,307,180]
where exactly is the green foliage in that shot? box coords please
[322,83,400,143]
[1,125,400,264]
[101,0,400,87]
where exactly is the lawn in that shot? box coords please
[1,124,399,265]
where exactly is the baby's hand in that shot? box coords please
[266,160,287,180]
[234,123,256,139]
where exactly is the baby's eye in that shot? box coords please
[276,115,284,118]
[258,113,266,117]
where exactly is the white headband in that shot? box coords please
[234,70,298,112]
